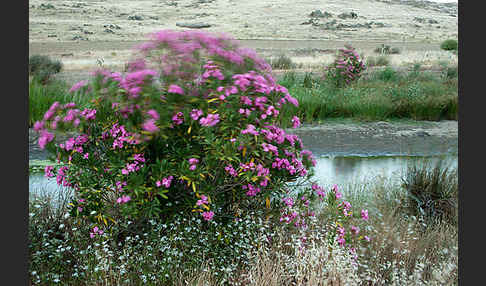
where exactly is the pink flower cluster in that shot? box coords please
[119,69,158,98]
[121,153,145,175]
[108,123,140,149]
[90,226,104,238]
[69,80,88,93]
[242,183,261,196]
[188,158,199,170]
[196,195,209,206]
[117,195,131,204]
[199,113,220,127]
[156,176,174,188]
[202,211,214,221]
[35,102,89,149]
[190,109,203,121]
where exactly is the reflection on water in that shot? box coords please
[312,155,458,187]
[29,173,72,200]
[29,155,458,199]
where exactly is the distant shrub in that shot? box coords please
[324,45,366,87]
[440,39,458,52]
[439,62,458,80]
[270,54,295,70]
[402,160,458,225]
[366,55,390,67]
[376,66,399,82]
[29,55,63,83]
[373,44,401,55]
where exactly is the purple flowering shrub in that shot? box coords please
[33,30,370,252]
[325,45,366,87]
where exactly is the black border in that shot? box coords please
[5,0,29,284]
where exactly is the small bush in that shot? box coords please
[376,66,399,82]
[29,55,63,83]
[270,54,295,70]
[440,39,458,52]
[401,159,458,224]
[324,45,366,87]
[366,55,390,67]
[373,44,401,55]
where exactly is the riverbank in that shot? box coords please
[29,119,457,162]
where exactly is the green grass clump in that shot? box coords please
[401,159,458,225]
[440,39,458,52]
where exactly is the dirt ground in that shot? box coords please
[29,0,458,82]
[29,120,457,161]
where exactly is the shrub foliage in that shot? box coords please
[325,45,366,87]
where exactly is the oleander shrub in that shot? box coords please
[33,29,333,235]
[29,54,63,83]
[324,45,366,87]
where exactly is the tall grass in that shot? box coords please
[276,67,458,127]
[401,159,458,225]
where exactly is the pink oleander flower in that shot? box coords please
[333,184,342,199]
[189,165,197,171]
[361,209,369,220]
[202,211,214,221]
[168,84,184,95]
[44,166,54,178]
[33,121,44,132]
[364,235,371,242]
[172,112,184,125]
[38,130,54,149]
[196,195,209,206]
[199,113,220,127]
[282,197,294,207]
[351,225,360,235]
[81,108,97,120]
[142,119,159,133]
[188,158,199,165]
[291,116,301,128]
[69,80,88,93]
[337,237,346,246]
[146,109,160,120]
[161,176,173,188]
[190,109,203,121]
[117,195,131,204]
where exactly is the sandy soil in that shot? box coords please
[29,0,457,42]
[29,0,458,79]
[288,120,458,157]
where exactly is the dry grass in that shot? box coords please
[178,175,457,286]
